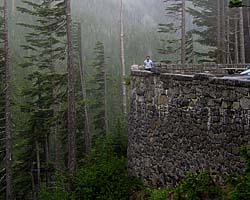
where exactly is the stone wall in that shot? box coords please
[127,70,250,187]
[152,63,249,75]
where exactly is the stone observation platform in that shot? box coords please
[127,63,250,187]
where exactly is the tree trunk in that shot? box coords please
[54,107,62,171]
[217,0,221,63]
[181,0,186,64]
[45,134,50,186]
[11,0,16,13]
[235,17,239,63]
[239,7,245,63]
[3,0,12,199]
[217,0,226,63]
[104,61,108,133]
[120,0,127,115]
[221,0,226,63]
[248,8,250,37]
[226,6,230,63]
[52,70,62,171]
[243,7,250,63]
[77,23,91,153]
[35,140,41,197]
[30,170,36,200]
[66,0,76,172]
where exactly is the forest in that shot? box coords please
[1,0,250,199]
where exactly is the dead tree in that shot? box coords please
[66,0,76,172]
[120,0,127,115]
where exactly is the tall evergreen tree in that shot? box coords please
[187,0,233,63]
[3,0,13,198]
[65,0,77,173]
[0,6,6,200]
[17,0,67,197]
[88,41,107,141]
[72,22,91,156]
[158,0,187,63]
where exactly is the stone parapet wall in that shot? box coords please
[151,63,250,75]
[127,70,250,187]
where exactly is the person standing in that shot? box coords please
[144,56,153,71]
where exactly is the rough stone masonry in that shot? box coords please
[127,66,250,187]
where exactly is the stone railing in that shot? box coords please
[132,63,250,75]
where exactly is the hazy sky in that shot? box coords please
[72,0,165,27]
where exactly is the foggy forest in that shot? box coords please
[1,0,250,199]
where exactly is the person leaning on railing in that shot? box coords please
[144,56,153,71]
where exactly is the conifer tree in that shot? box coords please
[158,0,187,63]
[17,0,67,197]
[0,6,6,200]
[88,41,107,141]
[3,0,13,198]
[72,22,92,155]
[188,0,224,63]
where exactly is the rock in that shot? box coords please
[131,64,139,70]
[240,97,250,109]
[232,102,240,110]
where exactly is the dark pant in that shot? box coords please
[145,68,151,71]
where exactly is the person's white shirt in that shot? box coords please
[144,59,153,69]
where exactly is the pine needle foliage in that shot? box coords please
[15,0,67,198]
[0,6,6,199]
[88,41,106,140]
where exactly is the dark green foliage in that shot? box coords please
[73,157,134,200]
[39,135,142,200]
[0,6,5,200]
[88,41,106,138]
[187,0,218,62]
[157,0,183,63]
[157,0,197,64]
[112,118,128,157]
[226,147,250,200]
[39,173,71,200]
[146,188,172,200]
[15,0,67,198]
[240,146,250,173]
[229,0,243,8]
[173,172,224,200]
[228,175,250,200]
[39,157,140,200]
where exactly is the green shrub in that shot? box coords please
[173,172,224,200]
[227,175,250,200]
[73,157,139,200]
[147,188,172,200]
[39,173,72,200]
[226,146,250,200]
[39,157,141,200]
